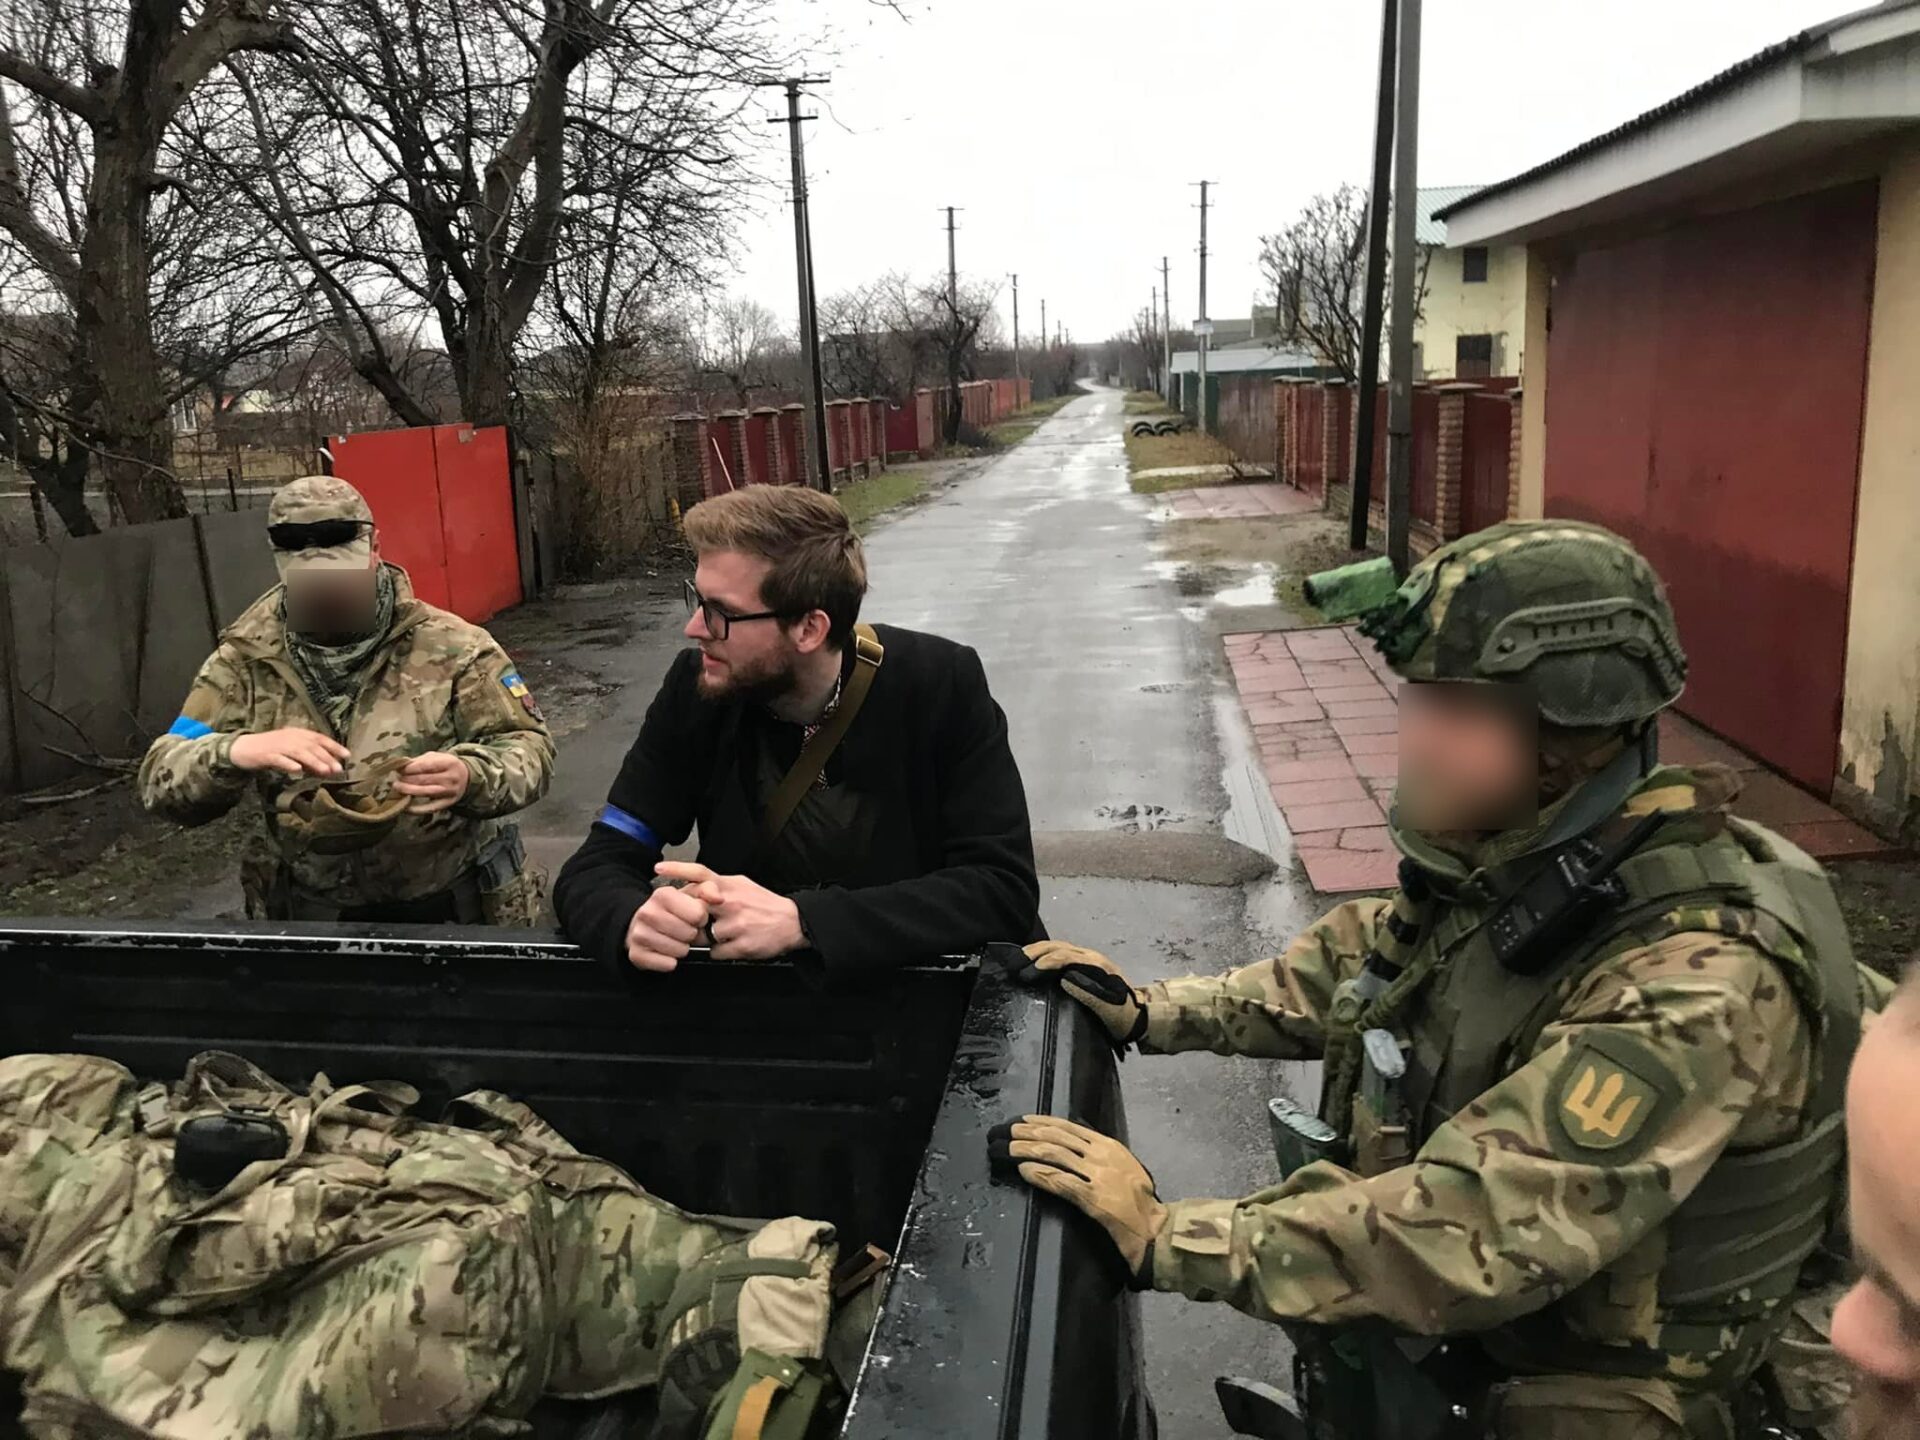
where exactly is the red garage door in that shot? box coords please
[1543,183,1876,793]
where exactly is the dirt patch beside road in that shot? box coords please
[1157,512,1370,628]
[1829,857,1920,980]
[0,785,247,919]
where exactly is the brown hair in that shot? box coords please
[683,486,868,646]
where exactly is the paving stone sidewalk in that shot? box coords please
[1225,625,1897,894]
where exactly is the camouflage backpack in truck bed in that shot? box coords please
[0,1052,840,1440]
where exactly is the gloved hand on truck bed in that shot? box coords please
[989,1114,1167,1285]
[1018,941,1148,1050]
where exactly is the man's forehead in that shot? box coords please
[695,549,772,598]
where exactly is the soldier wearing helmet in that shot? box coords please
[137,476,554,924]
[995,521,1879,1439]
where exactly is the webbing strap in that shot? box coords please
[1668,1113,1844,1223]
[731,1375,786,1440]
[1662,1189,1837,1306]
[712,1257,813,1284]
[658,1255,815,1342]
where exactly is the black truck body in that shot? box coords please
[0,921,1153,1439]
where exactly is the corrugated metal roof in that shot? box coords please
[1169,346,1323,375]
[1435,2,1919,224]
[1415,185,1483,246]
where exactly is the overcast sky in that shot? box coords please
[723,0,1853,344]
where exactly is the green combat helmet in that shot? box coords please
[1309,520,1689,728]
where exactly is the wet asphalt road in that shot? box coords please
[861,387,1321,1435]
[519,386,1326,1435]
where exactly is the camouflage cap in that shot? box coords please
[267,476,375,579]
[1356,519,1688,727]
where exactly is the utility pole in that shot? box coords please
[1350,1,1398,549]
[1010,274,1021,382]
[944,207,959,311]
[1384,0,1422,574]
[1040,299,1048,356]
[939,206,964,443]
[1194,181,1215,435]
[762,75,833,491]
[1150,284,1158,392]
[1161,256,1173,402]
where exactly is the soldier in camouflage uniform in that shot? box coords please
[137,476,554,924]
[995,521,1880,1440]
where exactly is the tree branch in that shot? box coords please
[0,102,81,298]
[0,49,105,122]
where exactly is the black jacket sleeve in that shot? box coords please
[554,651,708,968]
[792,644,1039,980]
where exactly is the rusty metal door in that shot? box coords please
[1461,392,1512,535]
[1294,385,1325,496]
[1543,183,1876,793]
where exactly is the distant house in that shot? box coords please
[1203,306,1283,348]
[1165,343,1329,428]
[1439,0,1920,835]
[1411,184,1527,381]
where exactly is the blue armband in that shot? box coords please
[596,803,661,850]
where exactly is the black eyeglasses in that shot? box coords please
[268,519,370,551]
[684,579,792,641]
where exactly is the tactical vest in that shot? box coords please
[1324,811,1861,1392]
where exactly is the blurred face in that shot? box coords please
[686,550,804,703]
[283,558,380,643]
[1834,990,1920,1438]
[1396,681,1538,832]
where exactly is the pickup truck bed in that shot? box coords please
[0,922,1153,1440]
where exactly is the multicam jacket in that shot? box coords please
[1137,765,1880,1420]
[137,566,554,913]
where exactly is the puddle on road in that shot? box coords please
[1146,557,1277,608]
[1212,566,1277,607]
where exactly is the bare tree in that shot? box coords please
[816,273,936,403]
[227,0,783,433]
[695,296,791,410]
[0,0,302,533]
[926,275,997,445]
[1257,183,1428,384]
[1126,305,1161,393]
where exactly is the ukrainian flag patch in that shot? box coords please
[501,670,543,722]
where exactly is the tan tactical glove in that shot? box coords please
[988,1115,1168,1283]
[1019,941,1149,1050]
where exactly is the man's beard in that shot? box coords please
[696,647,799,706]
[1851,1378,1920,1440]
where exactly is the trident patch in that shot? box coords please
[1548,1031,1678,1163]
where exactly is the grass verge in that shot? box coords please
[835,467,929,533]
[1124,391,1173,415]
[1125,429,1241,492]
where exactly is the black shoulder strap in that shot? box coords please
[757,625,884,851]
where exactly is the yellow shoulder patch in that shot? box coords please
[1548,1031,1680,1162]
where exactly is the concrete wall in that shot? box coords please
[1837,143,1920,835]
[1416,242,1528,380]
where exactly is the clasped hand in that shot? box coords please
[623,861,804,973]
